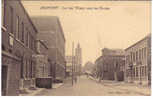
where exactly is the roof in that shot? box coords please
[31,16,65,41]
[95,56,103,63]
[125,34,151,51]
[102,48,125,56]
[20,1,38,33]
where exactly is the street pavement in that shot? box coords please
[34,75,151,96]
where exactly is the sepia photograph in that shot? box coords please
[1,0,151,96]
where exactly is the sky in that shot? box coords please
[22,1,151,66]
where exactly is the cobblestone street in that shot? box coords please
[34,76,151,96]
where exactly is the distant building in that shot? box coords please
[75,43,82,76]
[65,56,74,77]
[95,48,125,81]
[2,0,37,95]
[124,34,151,85]
[83,61,95,75]
[31,16,66,81]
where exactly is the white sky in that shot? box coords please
[22,1,151,66]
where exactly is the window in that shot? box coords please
[126,56,128,64]
[130,52,132,61]
[29,33,31,48]
[133,52,135,62]
[133,68,135,78]
[26,31,29,47]
[136,51,138,61]
[26,59,28,78]
[21,22,24,43]
[139,49,141,60]
[144,47,147,59]
[20,57,24,78]
[32,62,36,78]
[142,67,145,76]
[140,67,142,76]
[16,16,19,39]
[144,66,147,76]
[136,67,138,77]
[30,35,34,50]
[2,0,5,26]
[10,7,13,34]
[141,48,144,59]
[33,39,37,51]
[30,60,32,78]
[31,37,34,50]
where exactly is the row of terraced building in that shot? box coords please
[95,34,151,86]
[2,0,66,96]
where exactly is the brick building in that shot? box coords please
[31,16,66,81]
[95,48,125,81]
[2,0,37,95]
[124,34,151,85]
[34,40,50,78]
[33,40,52,88]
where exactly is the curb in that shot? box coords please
[52,83,64,89]
[19,88,45,96]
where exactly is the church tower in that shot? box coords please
[75,43,82,75]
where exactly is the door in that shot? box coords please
[2,66,8,96]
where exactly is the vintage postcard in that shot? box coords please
[1,0,151,96]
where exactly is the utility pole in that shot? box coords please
[72,42,74,86]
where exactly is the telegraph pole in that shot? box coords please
[72,42,74,86]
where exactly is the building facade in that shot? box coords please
[65,56,74,77]
[34,40,50,78]
[33,40,52,88]
[95,48,125,81]
[2,0,37,95]
[124,34,151,85]
[75,43,82,76]
[31,16,66,81]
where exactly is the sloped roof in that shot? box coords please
[125,34,151,51]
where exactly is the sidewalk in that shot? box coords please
[88,76,151,95]
[88,76,151,88]
[19,88,45,96]
[19,83,64,96]
[52,83,64,89]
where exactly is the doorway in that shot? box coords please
[2,65,8,96]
